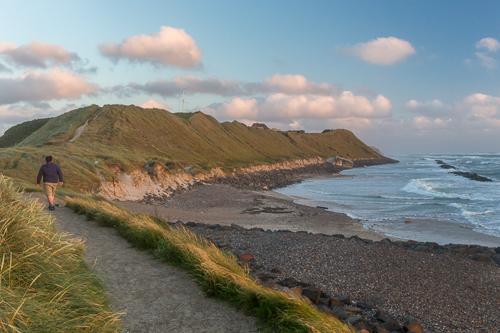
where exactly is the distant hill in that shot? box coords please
[0,117,52,148]
[0,104,383,192]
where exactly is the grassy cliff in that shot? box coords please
[0,118,52,148]
[0,104,383,192]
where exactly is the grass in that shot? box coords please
[0,104,383,193]
[0,175,121,332]
[64,194,355,333]
[0,118,52,148]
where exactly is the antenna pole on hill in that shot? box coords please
[179,89,189,113]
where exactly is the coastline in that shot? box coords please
[284,173,500,247]
[117,181,500,333]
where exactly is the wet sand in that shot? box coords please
[119,184,393,241]
[119,182,500,247]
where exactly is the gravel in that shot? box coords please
[187,226,500,333]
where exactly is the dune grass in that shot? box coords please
[0,175,121,332]
[64,194,355,333]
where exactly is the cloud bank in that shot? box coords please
[0,41,79,68]
[121,74,340,98]
[201,92,392,122]
[0,68,99,105]
[99,26,203,69]
[342,37,416,65]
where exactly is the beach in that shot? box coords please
[118,181,500,333]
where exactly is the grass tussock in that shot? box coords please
[65,195,355,333]
[0,175,121,332]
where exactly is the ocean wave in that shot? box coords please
[401,178,495,201]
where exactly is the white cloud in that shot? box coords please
[0,68,99,105]
[475,37,500,52]
[403,99,454,116]
[474,52,497,69]
[342,37,416,65]
[137,99,171,110]
[99,26,203,69]
[202,92,392,122]
[0,41,79,68]
[263,74,339,95]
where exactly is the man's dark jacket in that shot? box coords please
[37,162,64,184]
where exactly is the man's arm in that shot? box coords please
[36,166,43,185]
[57,165,64,185]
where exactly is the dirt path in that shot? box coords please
[29,194,259,333]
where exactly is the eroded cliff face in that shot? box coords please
[97,157,325,201]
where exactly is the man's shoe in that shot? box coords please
[49,205,55,211]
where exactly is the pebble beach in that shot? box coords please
[119,177,500,333]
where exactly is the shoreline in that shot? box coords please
[285,173,500,247]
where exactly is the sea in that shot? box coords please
[275,154,500,245]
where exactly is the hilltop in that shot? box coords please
[0,104,387,194]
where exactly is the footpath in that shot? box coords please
[30,194,259,333]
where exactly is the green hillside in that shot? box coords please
[0,104,382,192]
[0,117,52,148]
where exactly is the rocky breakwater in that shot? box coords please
[435,160,493,182]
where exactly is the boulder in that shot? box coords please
[329,297,343,306]
[473,253,491,263]
[302,286,322,303]
[490,254,500,265]
[290,286,303,298]
[403,317,423,333]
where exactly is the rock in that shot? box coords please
[425,242,439,249]
[302,286,322,303]
[239,253,254,261]
[318,297,329,306]
[220,225,232,231]
[302,296,313,305]
[270,267,281,274]
[346,314,363,324]
[373,322,390,333]
[290,286,303,298]
[406,323,423,333]
[323,307,339,319]
[376,309,400,331]
[357,301,375,310]
[279,277,298,287]
[405,220,412,224]
[465,247,481,255]
[414,245,430,253]
[337,295,351,305]
[344,306,363,316]
[473,253,491,262]
[383,320,402,331]
[328,306,349,320]
[495,247,500,254]
[329,297,343,306]
[491,254,500,265]
[314,304,327,313]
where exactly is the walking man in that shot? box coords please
[36,155,64,211]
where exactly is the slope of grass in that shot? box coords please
[19,105,101,146]
[0,104,384,192]
[64,194,355,333]
[0,175,121,332]
[0,118,52,148]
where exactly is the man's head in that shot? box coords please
[45,156,53,163]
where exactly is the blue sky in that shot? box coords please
[1,0,499,154]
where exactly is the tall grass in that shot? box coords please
[0,175,121,332]
[65,195,355,333]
